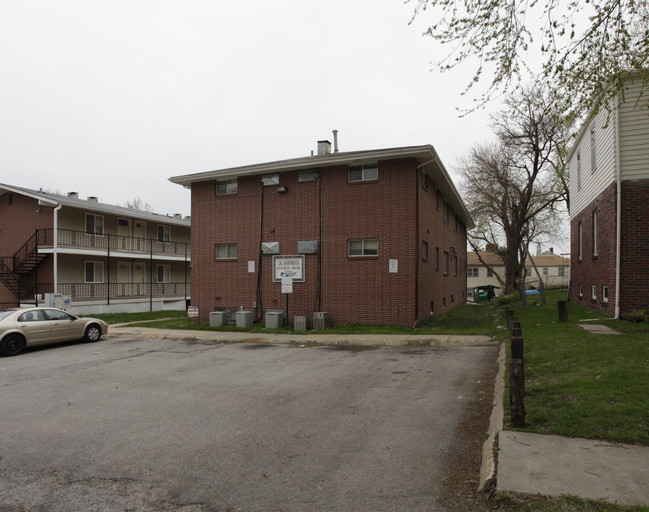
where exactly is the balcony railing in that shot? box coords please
[39,229,191,259]
[56,282,190,302]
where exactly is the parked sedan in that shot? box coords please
[0,307,108,357]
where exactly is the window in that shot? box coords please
[348,238,378,256]
[578,220,583,260]
[435,189,440,210]
[18,310,45,322]
[158,225,170,243]
[603,286,609,303]
[454,213,458,231]
[157,265,171,283]
[422,170,429,190]
[487,268,494,278]
[262,174,279,186]
[348,164,378,182]
[444,202,449,223]
[422,241,429,260]
[468,267,479,278]
[453,255,458,276]
[298,169,317,182]
[443,251,449,275]
[558,267,566,277]
[577,152,582,190]
[86,214,104,235]
[579,284,583,297]
[215,244,238,259]
[430,301,434,314]
[435,247,440,270]
[590,127,597,172]
[85,261,104,283]
[592,210,598,256]
[543,267,549,276]
[592,285,597,300]
[216,179,238,195]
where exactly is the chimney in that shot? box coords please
[67,192,79,199]
[173,213,182,219]
[550,247,554,254]
[333,130,339,153]
[317,140,331,156]
[87,196,98,203]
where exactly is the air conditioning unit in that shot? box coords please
[313,312,330,330]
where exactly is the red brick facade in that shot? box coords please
[570,179,649,314]
[188,156,468,326]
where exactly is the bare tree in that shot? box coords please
[460,86,567,293]
[123,197,155,212]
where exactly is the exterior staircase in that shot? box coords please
[0,231,48,302]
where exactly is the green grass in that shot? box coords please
[506,290,649,445]
[93,310,188,324]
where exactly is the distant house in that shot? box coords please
[568,73,649,316]
[170,142,472,326]
[467,250,569,299]
[0,184,191,314]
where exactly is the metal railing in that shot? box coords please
[39,229,191,259]
[56,282,190,301]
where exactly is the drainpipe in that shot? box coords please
[53,203,62,294]
[614,94,622,319]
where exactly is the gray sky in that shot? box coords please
[1,0,495,218]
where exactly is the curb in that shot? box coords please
[479,341,505,492]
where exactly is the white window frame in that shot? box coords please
[216,179,238,195]
[592,285,597,300]
[603,285,609,303]
[85,261,104,283]
[348,164,378,182]
[348,238,378,257]
[468,267,479,278]
[215,243,238,259]
[157,264,171,283]
[86,213,104,236]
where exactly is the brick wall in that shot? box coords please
[620,179,649,311]
[0,192,54,303]
[189,157,466,326]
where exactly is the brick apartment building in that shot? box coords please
[170,142,472,326]
[569,73,649,316]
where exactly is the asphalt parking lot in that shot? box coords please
[0,335,498,511]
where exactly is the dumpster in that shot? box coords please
[472,285,499,303]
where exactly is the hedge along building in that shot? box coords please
[568,73,649,317]
[170,140,473,326]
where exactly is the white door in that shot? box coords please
[133,263,146,296]
[117,261,131,296]
[118,218,131,251]
[133,222,146,252]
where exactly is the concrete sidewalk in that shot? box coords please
[497,431,649,506]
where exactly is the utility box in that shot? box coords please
[294,315,310,332]
[236,310,253,328]
[265,310,283,329]
[209,311,225,327]
[44,293,71,310]
[313,312,331,330]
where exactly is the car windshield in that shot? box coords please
[0,309,18,321]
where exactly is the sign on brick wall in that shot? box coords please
[273,255,305,282]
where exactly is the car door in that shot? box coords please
[17,310,52,347]
[43,309,83,342]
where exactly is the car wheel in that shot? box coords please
[84,324,102,342]
[0,334,25,357]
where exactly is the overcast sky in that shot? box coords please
[1,1,498,220]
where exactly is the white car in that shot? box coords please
[0,307,108,357]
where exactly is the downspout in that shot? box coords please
[53,204,62,294]
[614,94,622,319]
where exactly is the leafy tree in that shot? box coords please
[408,0,649,119]
[460,86,567,293]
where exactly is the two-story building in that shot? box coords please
[0,184,191,314]
[170,142,472,327]
[568,73,649,316]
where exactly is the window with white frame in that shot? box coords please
[543,267,549,276]
[215,243,238,259]
[592,285,597,300]
[158,225,170,243]
[603,285,609,302]
[85,261,104,283]
[468,267,479,278]
[579,284,583,297]
[348,164,378,182]
[593,210,598,256]
[86,214,104,235]
[348,238,378,256]
[157,265,171,283]
[216,179,238,195]
[590,127,597,172]
[558,267,566,277]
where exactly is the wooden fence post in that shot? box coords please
[509,358,526,427]
[558,300,569,322]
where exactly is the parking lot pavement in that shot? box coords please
[0,336,498,511]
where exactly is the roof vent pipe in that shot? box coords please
[67,192,79,199]
[333,129,339,153]
[87,196,98,202]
